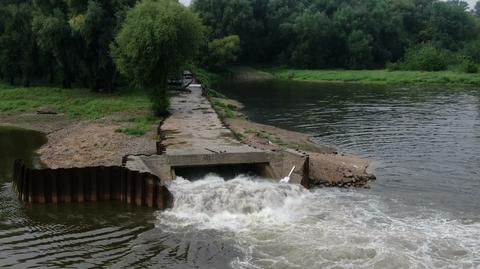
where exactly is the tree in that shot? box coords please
[0,3,38,86]
[204,35,241,68]
[290,11,338,68]
[425,0,476,50]
[193,0,265,61]
[111,0,204,116]
[77,1,120,92]
[474,1,480,17]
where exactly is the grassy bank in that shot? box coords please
[0,83,158,136]
[266,68,480,85]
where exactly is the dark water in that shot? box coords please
[217,79,480,217]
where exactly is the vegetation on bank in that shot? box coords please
[2,0,480,121]
[0,0,203,116]
[111,0,204,116]
[193,0,480,70]
[0,83,158,136]
[266,68,480,85]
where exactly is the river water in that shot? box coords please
[1,80,480,268]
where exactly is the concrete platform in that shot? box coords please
[125,84,310,185]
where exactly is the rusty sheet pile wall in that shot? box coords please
[12,160,173,209]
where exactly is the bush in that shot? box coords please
[462,40,480,64]
[204,35,241,68]
[386,62,401,71]
[461,60,478,73]
[398,43,449,71]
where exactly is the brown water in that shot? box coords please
[1,79,480,269]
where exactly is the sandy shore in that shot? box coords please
[0,113,157,168]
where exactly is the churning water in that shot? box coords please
[158,175,480,268]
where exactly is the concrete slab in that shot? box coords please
[126,84,285,182]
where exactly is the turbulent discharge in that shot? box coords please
[157,175,480,269]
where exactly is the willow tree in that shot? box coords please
[111,0,204,116]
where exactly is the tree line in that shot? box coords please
[193,0,480,70]
[0,0,142,90]
[0,0,203,116]
[2,0,480,114]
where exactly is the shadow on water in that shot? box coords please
[0,127,46,182]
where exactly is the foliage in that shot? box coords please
[460,60,478,73]
[397,43,449,71]
[1,0,479,87]
[0,0,136,91]
[204,35,241,68]
[193,0,480,69]
[111,0,204,116]
[188,64,219,90]
[462,40,480,64]
[424,1,476,51]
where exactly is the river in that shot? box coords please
[1,79,480,268]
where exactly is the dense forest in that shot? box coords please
[194,0,480,70]
[1,0,480,93]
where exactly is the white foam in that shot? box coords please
[157,175,480,268]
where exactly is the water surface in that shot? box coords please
[217,79,480,218]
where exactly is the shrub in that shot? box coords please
[461,60,478,73]
[399,43,449,71]
[386,62,401,71]
[462,40,480,64]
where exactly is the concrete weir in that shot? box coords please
[125,83,311,186]
[11,80,312,207]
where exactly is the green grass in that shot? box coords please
[0,83,152,120]
[0,83,160,136]
[211,98,239,119]
[265,67,480,85]
[115,115,158,136]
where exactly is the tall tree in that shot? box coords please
[111,0,204,115]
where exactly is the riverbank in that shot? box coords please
[265,67,480,85]
[0,79,375,186]
[0,84,159,168]
[207,85,376,186]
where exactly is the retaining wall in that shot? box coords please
[12,160,173,209]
